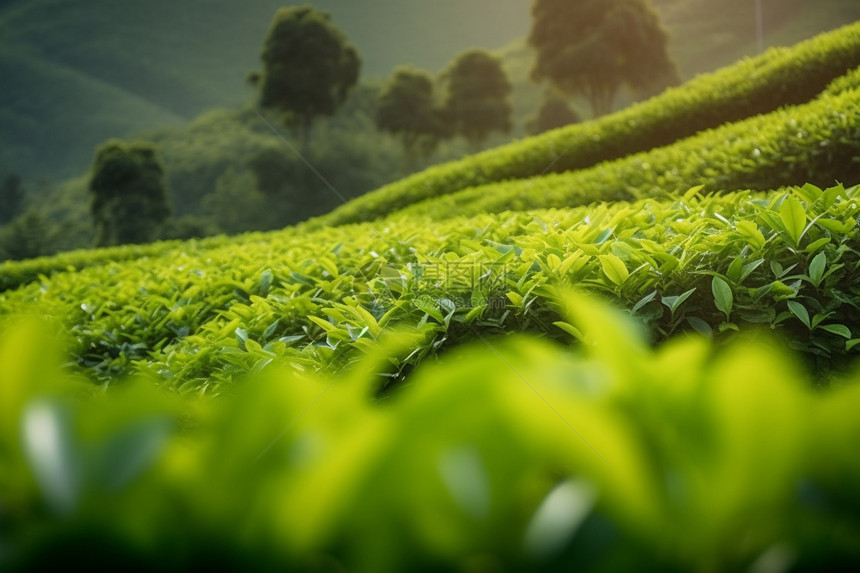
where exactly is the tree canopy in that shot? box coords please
[89,140,170,247]
[376,66,449,167]
[0,209,50,261]
[257,6,361,155]
[529,0,678,117]
[441,49,513,150]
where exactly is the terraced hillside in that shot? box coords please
[315,22,860,227]
[2,24,860,573]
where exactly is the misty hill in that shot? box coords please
[1,0,857,181]
[0,0,530,179]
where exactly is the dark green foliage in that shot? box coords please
[201,168,273,235]
[441,49,513,150]
[0,173,23,224]
[88,140,170,247]
[0,209,51,261]
[159,215,219,241]
[318,22,860,227]
[136,95,409,235]
[529,0,679,116]
[526,90,581,135]
[376,66,449,166]
[257,5,361,155]
[249,146,291,197]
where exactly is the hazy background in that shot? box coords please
[2,0,857,180]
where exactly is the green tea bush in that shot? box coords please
[0,235,231,293]
[398,85,860,219]
[3,297,860,572]
[2,183,858,391]
[824,64,860,96]
[315,22,860,226]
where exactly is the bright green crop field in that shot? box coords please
[2,23,860,573]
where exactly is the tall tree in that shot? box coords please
[441,49,513,150]
[89,140,170,247]
[0,173,23,225]
[529,0,679,117]
[257,6,361,156]
[526,90,582,135]
[376,66,449,169]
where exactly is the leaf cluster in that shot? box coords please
[5,298,860,571]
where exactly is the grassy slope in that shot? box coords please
[314,22,860,227]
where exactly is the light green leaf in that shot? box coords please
[727,258,744,283]
[258,268,273,296]
[712,277,733,320]
[308,315,337,333]
[779,197,807,245]
[553,321,584,341]
[506,291,524,307]
[599,254,628,286]
[735,220,765,249]
[797,183,823,203]
[805,237,831,254]
[317,257,339,278]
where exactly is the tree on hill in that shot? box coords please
[526,91,582,135]
[256,6,361,156]
[529,0,679,117]
[89,140,170,247]
[376,66,450,169]
[0,209,51,261]
[0,173,23,225]
[441,49,513,150]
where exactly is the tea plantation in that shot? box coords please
[2,23,860,573]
